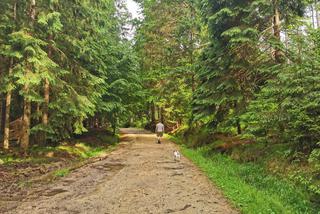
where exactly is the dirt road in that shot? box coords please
[3,128,237,214]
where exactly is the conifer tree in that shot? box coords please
[2,1,17,150]
[193,0,306,133]
[0,0,142,151]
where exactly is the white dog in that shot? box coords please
[173,150,181,161]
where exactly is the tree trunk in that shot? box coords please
[236,119,241,135]
[41,34,52,144]
[3,2,17,149]
[157,106,160,121]
[3,59,14,150]
[112,113,116,135]
[160,107,164,123]
[151,102,155,123]
[21,93,31,151]
[21,0,36,151]
[30,0,36,20]
[297,28,302,63]
[312,4,315,29]
[1,96,6,137]
[35,103,40,122]
[233,101,242,135]
[189,2,196,93]
[273,5,282,63]
[101,116,106,128]
[315,1,320,28]
[42,78,49,125]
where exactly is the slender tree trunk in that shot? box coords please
[315,1,320,28]
[21,92,31,151]
[273,4,282,63]
[112,113,116,135]
[3,2,17,149]
[236,119,241,135]
[21,0,36,151]
[189,2,196,93]
[151,102,155,123]
[160,107,164,123]
[1,96,6,137]
[43,78,49,127]
[101,116,105,128]
[3,59,14,150]
[233,101,242,135]
[30,0,36,20]
[157,106,160,121]
[36,103,40,122]
[312,4,315,29]
[41,34,52,144]
[297,28,302,63]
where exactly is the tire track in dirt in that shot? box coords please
[3,128,238,214]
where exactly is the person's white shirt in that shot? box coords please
[155,122,164,133]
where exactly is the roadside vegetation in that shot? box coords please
[0,129,118,164]
[168,133,320,213]
[0,129,119,199]
[182,146,319,214]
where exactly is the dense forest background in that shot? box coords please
[1,0,320,210]
[0,0,144,150]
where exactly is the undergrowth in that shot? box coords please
[167,131,320,214]
[0,130,119,165]
[180,146,319,214]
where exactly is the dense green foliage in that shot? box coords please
[135,0,320,151]
[0,0,142,149]
[180,146,319,214]
[134,0,201,129]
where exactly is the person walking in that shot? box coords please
[155,121,164,144]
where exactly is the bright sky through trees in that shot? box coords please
[126,0,141,19]
[125,0,142,39]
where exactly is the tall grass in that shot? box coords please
[181,146,318,214]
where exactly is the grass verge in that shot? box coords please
[0,130,119,165]
[181,146,318,214]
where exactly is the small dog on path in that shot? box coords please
[173,150,181,161]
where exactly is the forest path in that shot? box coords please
[4,128,237,214]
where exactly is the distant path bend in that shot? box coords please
[6,128,238,214]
